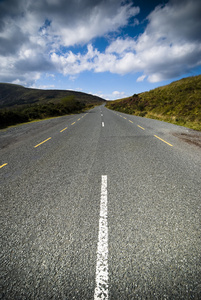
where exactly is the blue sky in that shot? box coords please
[0,0,201,100]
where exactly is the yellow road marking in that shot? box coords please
[34,137,51,148]
[0,163,7,169]
[77,118,81,121]
[129,120,133,123]
[123,117,127,120]
[119,115,122,117]
[71,122,76,125]
[137,125,145,130]
[60,127,67,132]
[154,135,173,147]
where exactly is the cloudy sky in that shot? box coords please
[0,0,201,99]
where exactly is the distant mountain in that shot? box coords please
[0,83,105,128]
[0,83,105,109]
[106,75,201,131]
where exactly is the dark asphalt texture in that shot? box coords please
[0,105,200,299]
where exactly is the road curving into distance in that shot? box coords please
[0,105,200,299]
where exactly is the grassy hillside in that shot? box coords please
[0,83,105,108]
[106,75,201,131]
[0,83,105,128]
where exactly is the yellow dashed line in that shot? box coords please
[154,135,173,147]
[71,122,76,125]
[137,125,145,130]
[129,120,133,123]
[123,117,127,120]
[0,163,8,169]
[77,118,81,121]
[34,137,52,148]
[60,127,67,133]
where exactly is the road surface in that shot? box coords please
[0,105,200,299]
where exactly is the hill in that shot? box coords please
[106,75,201,131]
[0,83,105,108]
[0,83,105,128]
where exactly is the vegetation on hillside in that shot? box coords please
[0,83,105,108]
[0,96,99,128]
[106,75,201,131]
[0,84,105,128]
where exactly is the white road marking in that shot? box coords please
[102,122,104,127]
[101,114,103,117]
[94,175,108,300]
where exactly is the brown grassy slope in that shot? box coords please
[106,75,201,131]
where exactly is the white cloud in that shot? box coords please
[49,0,201,82]
[133,18,140,26]
[0,0,139,85]
[106,37,136,55]
[46,73,55,78]
[101,0,201,81]
[52,2,140,47]
[0,0,201,86]
[94,93,105,98]
[50,44,97,75]
[111,90,125,99]
[112,91,125,96]
[137,75,146,82]
[73,87,83,92]
[31,84,55,89]
[69,75,78,82]
[134,0,201,81]
[93,90,126,100]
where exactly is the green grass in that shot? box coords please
[0,84,105,128]
[106,75,201,131]
[0,96,100,128]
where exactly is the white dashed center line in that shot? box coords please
[94,175,108,300]
[102,122,104,127]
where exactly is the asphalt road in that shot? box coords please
[0,105,200,299]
